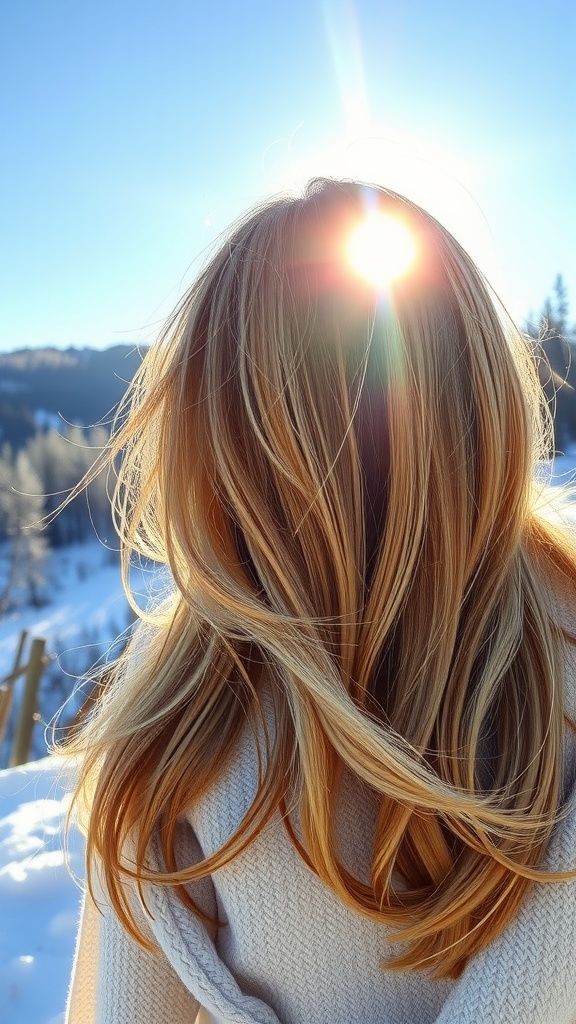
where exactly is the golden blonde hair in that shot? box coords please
[62,178,576,978]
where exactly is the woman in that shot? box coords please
[63,178,576,1023]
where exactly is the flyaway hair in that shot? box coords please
[60,178,576,978]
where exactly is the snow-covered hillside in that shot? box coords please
[0,541,127,667]
[0,539,149,1021]
[0,540,170,768]
[0,542,128,769]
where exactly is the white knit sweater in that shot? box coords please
[66,617,576,1024]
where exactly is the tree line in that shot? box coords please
[0,344,143,449]
[0,345,142,612]
[0,425,111,612]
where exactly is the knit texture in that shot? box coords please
[66,589,576,1024]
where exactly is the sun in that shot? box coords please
[347,214,415,287]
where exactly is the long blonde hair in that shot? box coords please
[62,178,576,978]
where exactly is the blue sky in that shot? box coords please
[1,0,574,352]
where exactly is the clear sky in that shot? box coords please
[1,0,574,352]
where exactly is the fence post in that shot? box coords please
[9,637,46,768]
[0,630,28,751]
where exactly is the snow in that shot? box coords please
[0,539,172,768]
[0,757,83,1024]
[1,457,576,1021]
[0,541,128,667]
[0,541,128,771]
[0,540,171,1020]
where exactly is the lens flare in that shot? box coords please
[348,214,415,286]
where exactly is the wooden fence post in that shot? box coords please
[0,630,28,751]
[9,637,46,768]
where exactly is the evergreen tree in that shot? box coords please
[26,426,113,545]
[553,274,569,335]
[528,276,576,450]
[0,445,49,611]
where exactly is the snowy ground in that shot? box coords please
[2,456,576,1023]
[0,540,128,669]
[0,757,82,1024]
[0,542,170,1020]
[0,539,172,768]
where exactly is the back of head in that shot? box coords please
[67,177,574,979]
[129,178,539,659]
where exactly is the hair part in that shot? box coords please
[60,178,576,978]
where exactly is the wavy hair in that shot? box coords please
[61,178,576,978]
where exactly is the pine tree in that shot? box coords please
[553,274,569,335]
[530,276,576,449]
[0,446,49,611]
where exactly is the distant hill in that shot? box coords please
[0,345,145,449]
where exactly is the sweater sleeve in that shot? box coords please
[65,891,100,1023]
[65,819,217,1024]
[65,884,203,1024]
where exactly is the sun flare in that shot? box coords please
[347,214,415,287]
